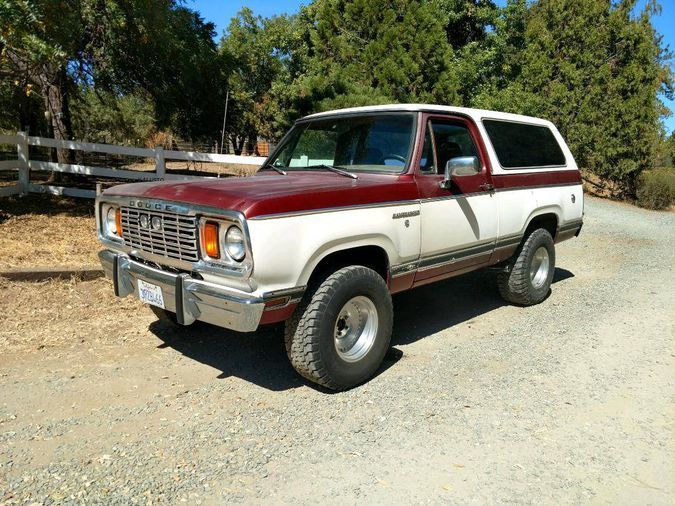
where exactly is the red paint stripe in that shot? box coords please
[492,170,581,190]
[389,272,415,294]
[259,303,298,325]
[246,175,420,218]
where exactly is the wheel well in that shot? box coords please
[525,213,558,239]
[308,246,389,287]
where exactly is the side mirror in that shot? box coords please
[440,156,480,189]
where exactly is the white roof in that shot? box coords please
[304,103,554,127]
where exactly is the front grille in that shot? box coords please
[121,207,199,263]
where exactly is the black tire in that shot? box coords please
[284,265,393,391]
[498,228,556,306]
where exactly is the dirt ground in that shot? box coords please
[0,196,98,270]
[0,196,673,504]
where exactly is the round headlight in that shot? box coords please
[105,206,118,236]
[139,214,149,229]
[224,226,245,261]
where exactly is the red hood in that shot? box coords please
[104,171,419,218]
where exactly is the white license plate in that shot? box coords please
[138,279,165,309]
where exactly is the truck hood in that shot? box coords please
[104,171,419,218]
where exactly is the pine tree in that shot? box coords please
[474,0,673,196]
[290,0,462,112]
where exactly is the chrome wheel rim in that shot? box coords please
[530,246,550,289]
[334,296,378,363]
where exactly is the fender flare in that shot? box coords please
[522,205,562,236]
[297,234,396,286]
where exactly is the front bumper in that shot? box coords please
[99,250,265,332]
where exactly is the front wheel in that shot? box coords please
[284,265,393,390]
[498,228,556,306]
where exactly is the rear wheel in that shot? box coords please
[498,228,556,306]
[284,265,393,390]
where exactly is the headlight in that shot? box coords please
[224,225,245,261]
[102,204,122,240]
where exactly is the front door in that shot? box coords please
[414,114,498,284]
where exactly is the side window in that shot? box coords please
[420,120,480,175]
[482,119,566,168]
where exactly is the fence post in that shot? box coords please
[155,146,165,179]
[17,131,29,195]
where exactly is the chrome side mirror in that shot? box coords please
[440,156,480,189]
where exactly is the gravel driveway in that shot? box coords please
[1,196,673,504]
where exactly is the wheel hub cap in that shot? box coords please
[530,246,550,289]
[334,296,378,362]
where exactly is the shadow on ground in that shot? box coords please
[150,267,574,391]
[392,267,573,345]
[0,193,94,220]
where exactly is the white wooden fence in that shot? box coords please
[0,132,267,199]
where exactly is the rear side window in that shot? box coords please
[483,119,566,168]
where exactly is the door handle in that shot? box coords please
[480,183,495,193]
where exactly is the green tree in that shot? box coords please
[442,0,498,48]
[264,0,499,138]
[0,0,225,155]
[474,0,673,197]
[1,0,81,160]
[294,0,461,111]
[219,9,306,151]
[70,90,156,146]
[659,132,675,167]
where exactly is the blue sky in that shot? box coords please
[190,0,675,132]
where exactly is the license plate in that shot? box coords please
[138,279,165,309]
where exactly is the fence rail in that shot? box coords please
[0,132,267,199]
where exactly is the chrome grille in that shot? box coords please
[121,207,199,262]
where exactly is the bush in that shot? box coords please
[636,169,675,210]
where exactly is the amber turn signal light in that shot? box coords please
[203,221,220,258]
[115,208,123,237]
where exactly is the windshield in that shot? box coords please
[268,113,416,174]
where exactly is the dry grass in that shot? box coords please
[0,277,153,353]
[0,194,99,269]
[0,163,260,270]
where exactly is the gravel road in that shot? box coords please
[1,196,673,504]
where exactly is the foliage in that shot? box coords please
[219,9,305,148]
[1,0,673,199]
[636,168,675,209]
[665,133,675,167]
[70,90,155,145]
[0,0,226,147]
[473,0,673,197]
[294,0,462,109]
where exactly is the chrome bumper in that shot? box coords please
[99,250,265,332]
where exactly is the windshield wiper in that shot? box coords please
[260,163,287,175]
[308,164,358,180]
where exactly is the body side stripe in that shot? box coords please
[248,199,420,220]
[249,182,583,220]
[390,233,524,275]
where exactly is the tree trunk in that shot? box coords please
[43,68,76,183]
[44,68,74,164]
[4,50,77,183]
